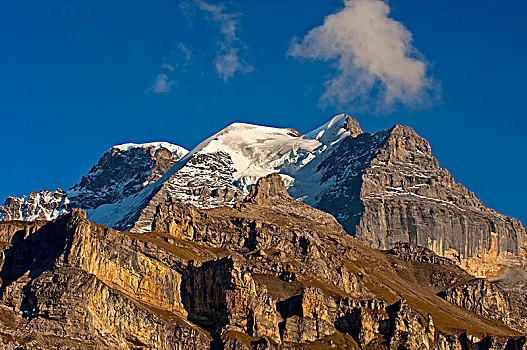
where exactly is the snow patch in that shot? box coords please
[113,142,188,158]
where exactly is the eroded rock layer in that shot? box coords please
[0,175,523,349]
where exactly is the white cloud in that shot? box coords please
[179,0,253,81]
[148,74,176,94]
[288,0,437,111]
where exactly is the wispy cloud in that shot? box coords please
[179,0,253,81]
[177,43,192,63]
[288,0,438,112]
[147,43,192,94]
[147,74,176,94]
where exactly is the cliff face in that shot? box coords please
[0,210,209,349]
[316,123,527,278]
[1,175,521,349]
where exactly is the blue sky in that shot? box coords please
[1,0,526,223]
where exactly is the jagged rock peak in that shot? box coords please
[386,124,430,146]
[304,113,363,145]
[343,113,363,136]
[389,124,419,137]
[383,123,433,157]
[244,173,290,203]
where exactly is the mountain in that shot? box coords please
[307,123,527,278]
[82,115,526,279]
[0,142,187,221]
[1,115,525,280]
[88,115,362,232]
[0,175,525,349]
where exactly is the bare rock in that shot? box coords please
[439,278,527,333]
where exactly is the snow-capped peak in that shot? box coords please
[304,113,361,146]
[2,114,366,234]
[183,122,322,180]
[112,142,188,158]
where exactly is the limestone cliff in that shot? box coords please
[0,173,525,349]
[315,123,527,278]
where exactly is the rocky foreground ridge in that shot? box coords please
[0,175,525,349]
[1,114,526,318]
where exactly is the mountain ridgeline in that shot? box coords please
[3,114,524,280]
[0,114,526,348]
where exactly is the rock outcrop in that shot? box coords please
[0,174,525,348]
[0,189,69,222]
[439,278,527,333]
[385,242,461,267]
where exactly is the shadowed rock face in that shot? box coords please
[69,144,186,209]
[0,175,525,349]
[0,143,187,222]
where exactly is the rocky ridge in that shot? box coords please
[0,174,525,349]
[0,142,187,222]
[84,115,526,280]
[0,189,69,222]
[1,115,526,281]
